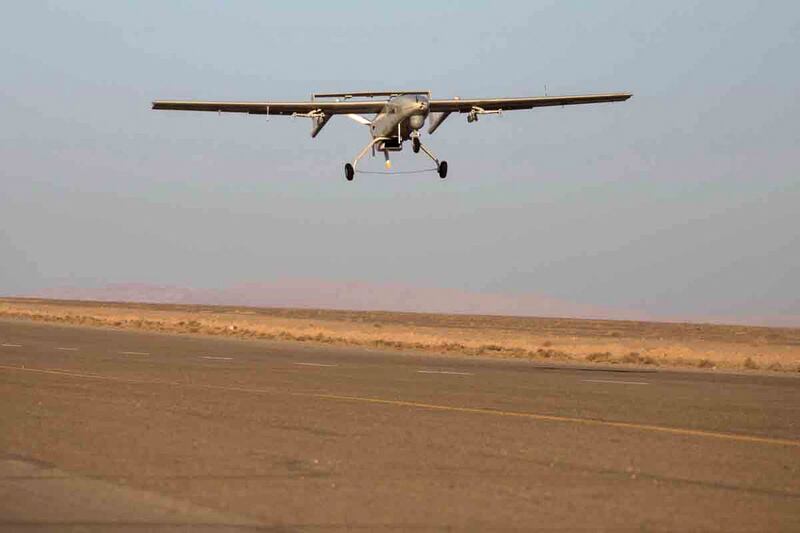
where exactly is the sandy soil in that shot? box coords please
[1,297,799,372]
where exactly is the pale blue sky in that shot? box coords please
[1,1,798,322]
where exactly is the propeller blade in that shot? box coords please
[346,113,372,126]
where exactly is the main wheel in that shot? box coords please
[344,163,354,181]
[412,137,421,153]
[438,160,448,179]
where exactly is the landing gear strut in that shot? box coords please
[343,135,448,180]
[344,136,389,181]
[415,138,448,179]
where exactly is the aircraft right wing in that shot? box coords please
[151,99,387,116]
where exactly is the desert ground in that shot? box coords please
[1,297,798,372]
[1,318,799,530]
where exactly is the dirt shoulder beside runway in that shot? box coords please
[1,297,799,372]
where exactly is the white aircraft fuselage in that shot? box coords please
[369,94,429,144]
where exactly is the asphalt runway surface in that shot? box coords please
[1,319,799,531]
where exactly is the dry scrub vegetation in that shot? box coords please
[1,298,799,372]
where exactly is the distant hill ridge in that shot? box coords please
[31,280,628,320]
[26,281,800,327]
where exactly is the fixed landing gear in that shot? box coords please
[438,160,448,179]
[415,138,448,179]
[343,135,448,180]
[345,137,390,181]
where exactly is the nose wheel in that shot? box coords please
[438,161,448,179]
[344,163,354,181]
[412,137,421,153]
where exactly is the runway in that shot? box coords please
[1,319,798,531]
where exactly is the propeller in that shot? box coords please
[346,114,372,126]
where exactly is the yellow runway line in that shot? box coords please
[308,392,800,449]
[3,364,799,449]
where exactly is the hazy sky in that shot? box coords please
[1,1,798,322]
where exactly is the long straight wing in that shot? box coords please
[429,93,632,113]
[151,100,387,115]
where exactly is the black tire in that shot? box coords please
[412,137,421,153]
[345,163,354,181]
[438,160,448,179]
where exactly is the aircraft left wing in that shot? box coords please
[429,93,632,113]
[151,100,387,116]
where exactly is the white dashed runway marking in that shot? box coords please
[201,356,233,361]
[583,379,649,386]
[1,344,22,348]
[56,347,79,352]
[119,351,150,356]
[417,370,474,376]
[294,362,338,367]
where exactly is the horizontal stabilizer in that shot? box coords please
[313,90,430,99]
